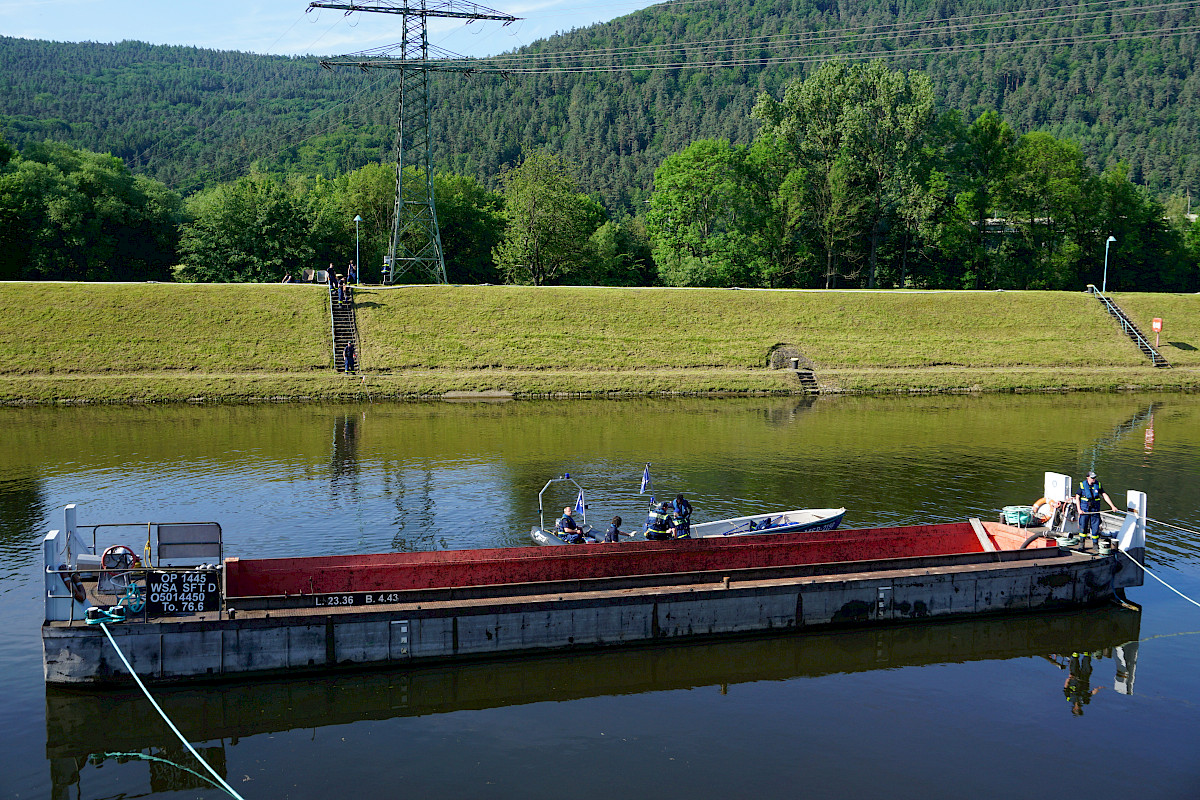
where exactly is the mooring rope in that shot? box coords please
[1145,516,1200,537]
[97,623,248,800]
[1117,550,1200,609]
[97,751,228,793]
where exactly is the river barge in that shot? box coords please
[41,476,1147,686]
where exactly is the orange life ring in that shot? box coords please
[1031,497,1057,524]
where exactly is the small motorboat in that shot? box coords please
[529,470,845,545]
[680,507,846,539]
[530,474,597,546]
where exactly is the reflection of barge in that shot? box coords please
[41,478,1147,686]
[46,607,1142,796]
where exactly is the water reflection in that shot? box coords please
[4,395,1199,798]
[389,465,448,552]
[46,608,1141,797]
[0,471,46,587]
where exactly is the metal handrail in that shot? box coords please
[1086,285,1167,365]
[327,283,338,370]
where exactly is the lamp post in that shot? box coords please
[1102,235,1116,293]
[353,215,363,285]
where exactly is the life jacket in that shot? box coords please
[648,508,670,532]
[557,514,580,533]
[1078,480,1103,511]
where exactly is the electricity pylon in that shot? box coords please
[309,1,519,284]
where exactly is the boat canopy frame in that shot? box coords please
[537,474,587,534]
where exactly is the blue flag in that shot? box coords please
[640,464,651,495]
[575,489,585,513]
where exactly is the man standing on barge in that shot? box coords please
[1075,470,1118,540]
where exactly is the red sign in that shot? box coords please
[1152,318,1163,332]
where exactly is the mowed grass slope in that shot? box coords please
[0,283,1195,401]
[1105,292,1200,368]
[356,286,1159,369]
[0,283,330,374]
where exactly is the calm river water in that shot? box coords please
[2,394,1198,799]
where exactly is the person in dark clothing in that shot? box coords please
[1075,470,1118,539]
[556,506,593,544]
[347,261,358,285]
[672,493,693,538]
[646,502,672,540]
[343,340,356,373]
[1064,652,1101,716]
[604,516,623,543]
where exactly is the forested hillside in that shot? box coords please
[2,0,1198,210]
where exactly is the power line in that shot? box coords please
[151,0,1200,188]
[396,0,1200,70]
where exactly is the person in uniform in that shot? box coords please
[556,506,591,544]
[672,494,693,538]
[1064,652,1102,716]
[646,502,672,540]
[1075,470,1118,540]
[604,516,623,543]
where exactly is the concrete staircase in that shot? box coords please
[1088,286,1170,368]
[329,283,358,372]
[795,369,820,394]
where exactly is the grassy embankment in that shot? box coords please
[0,282,1197,404]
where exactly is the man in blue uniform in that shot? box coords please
[1075,471,1118,540]
[556,506,592,544]
[671,494,692,538]
[646,502,673,540]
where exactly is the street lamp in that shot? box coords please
[1102,235,1116,293]
[353,215,363,285]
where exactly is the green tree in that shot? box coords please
[1094,164,1189,292]
[753,61,937,288]
[998,132,1090,289]
[339,162,394,280]
[431,173,505,284]
[943,111,1018,288]
[493,150,605,285]
[178,174,315,282]
[0,140,182,281]
[589,217,655,286]
[646,138,765,287]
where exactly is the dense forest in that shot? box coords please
[2,0,1199,210]
[1,1,1199,290]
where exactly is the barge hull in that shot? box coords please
[44,547,1123,686]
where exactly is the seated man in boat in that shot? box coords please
[556,506,594,544]
[646,502,673,540]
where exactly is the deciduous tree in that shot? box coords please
[493,150,605,286]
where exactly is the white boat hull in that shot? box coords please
[532,508,845,545]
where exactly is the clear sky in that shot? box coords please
[0,0,664,59]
